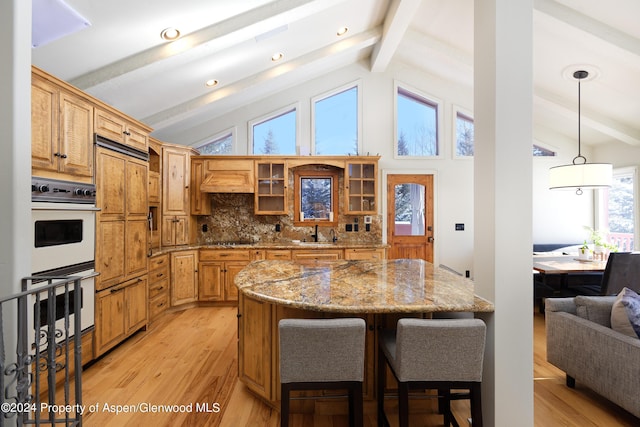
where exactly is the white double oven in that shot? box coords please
[29,177,98,342]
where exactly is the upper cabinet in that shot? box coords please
[345,161,377,214]
[95,108,149,152]
[32,72,94,182]
[255,161,287,215]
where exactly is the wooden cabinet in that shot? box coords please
[171,250,198,306]
[265,250,292,260]
[162,145,192,246]
[31,72,94,182]
[344,248,386,260]
[95,276,148,356]
[95,108,149,152]
[255,161,287,214]
[238,293,273,400]
[198,249,252,302]
[148,253,170,321]
[95,147,149,291]
[190,158,211,215]
[198,158,255,193]
[345,161,377,214]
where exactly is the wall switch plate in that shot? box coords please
[346,224,353,232]
[455,223,465,231]
[364,216,372,224]
[353,223,359,232]
[365,223,371,232]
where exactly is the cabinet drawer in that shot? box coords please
[265,250,292,260]
[149,265,170,284]
[344,248,385,260]
[149,254,169,270]
[291,250,342,260]
[149,293,169,319]
[149,277,169,299]
[200,250,252,261]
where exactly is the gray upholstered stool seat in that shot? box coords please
[377,318,486,427]
[279,317,366,427]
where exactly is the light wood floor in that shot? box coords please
[73,306,639,426]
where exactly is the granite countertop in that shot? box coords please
[150,242,388,256]
[234,258,494,314]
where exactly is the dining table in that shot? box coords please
[533,255,607,312]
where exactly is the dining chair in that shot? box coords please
[377,318,486,427]
[600,252,640,295]
[279,317,366,427]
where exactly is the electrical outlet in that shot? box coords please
[365,223,371,232]
[364,216,372,224]
[346,224,353,232]
[353,223,359,232]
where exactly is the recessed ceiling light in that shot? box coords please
[160,27,181,41]
[205,79,219,87]
[271,52,284,62]
[337,27,349,36]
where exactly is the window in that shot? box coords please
[251,107,297,155]
[533,144,556,157]
[396,85,440,157]
[294,169,339,227]
[313,84,359,155]
[195,131,233,154]
[597,167,638,251]
[455,110,474,157]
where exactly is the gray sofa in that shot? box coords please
[546,296,640,418]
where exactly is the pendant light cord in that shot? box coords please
[573,70,588,165]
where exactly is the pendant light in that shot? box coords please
[549,70,612,195]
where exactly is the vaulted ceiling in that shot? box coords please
[31,0,640,150]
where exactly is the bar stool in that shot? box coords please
[377,318,486,427]
[279,318,366,427]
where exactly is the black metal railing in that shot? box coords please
[1,276,83,426]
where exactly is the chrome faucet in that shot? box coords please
[311,224,319,242]
[330,229,337,243]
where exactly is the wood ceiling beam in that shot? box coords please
[370,0,421,72]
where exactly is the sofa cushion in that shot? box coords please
[611,287,640,339]
[574,295,617,327]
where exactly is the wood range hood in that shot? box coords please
[199,171,254,193]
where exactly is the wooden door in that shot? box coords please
[386,174,434,262]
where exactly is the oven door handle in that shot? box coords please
[31,205,101,212]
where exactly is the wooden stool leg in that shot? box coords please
[470,383,483,427]
[377,348,387,427]
[280,384,290,427]
[353,382,363,427]
[398,382,409,427]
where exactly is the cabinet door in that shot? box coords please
[345,162,377,214]
[125,123,149,152]
[174,216,190,246]
[163,147,189,216]
[171,251,198,306]
[126,277,148,333]
[190,159,211,215]
[126,219,148,278]
[96,149,126,219]
[148,171,161,204]
[95,288,126,355]
[95,220,125,291]
[94,108,127,144]
[59,90,93,178]
[238,294,272,400]
[225,262,247,301]
[198,262,224,301]
[126,158,149,217]
[254,161,287,215]
[31,76,58,172]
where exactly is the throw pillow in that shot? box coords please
[610,287,640,339]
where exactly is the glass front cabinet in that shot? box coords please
[255,161,287,215]
[345,161,377,214]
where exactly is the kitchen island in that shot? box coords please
[234,258,494,412]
